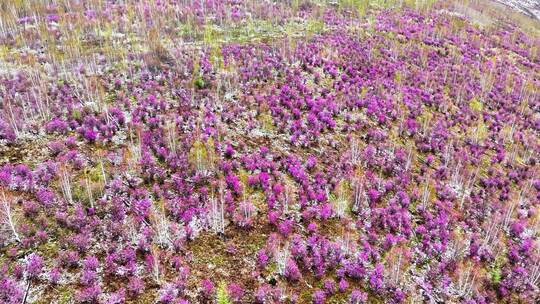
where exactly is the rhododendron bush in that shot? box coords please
[0,0,539,303]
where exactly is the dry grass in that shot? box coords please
[440,0,540,35]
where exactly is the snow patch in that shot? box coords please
[495,0,540,20]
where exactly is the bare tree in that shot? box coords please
[59,168,74,205]
[208,185,225,235]
[0,191,21,243]
[275,243,290,276]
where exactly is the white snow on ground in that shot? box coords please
[495,0,540,20]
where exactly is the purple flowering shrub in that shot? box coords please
[0,0,539,303]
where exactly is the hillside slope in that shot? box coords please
[0,1,539,303]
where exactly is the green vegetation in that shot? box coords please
[217,282,231,304]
